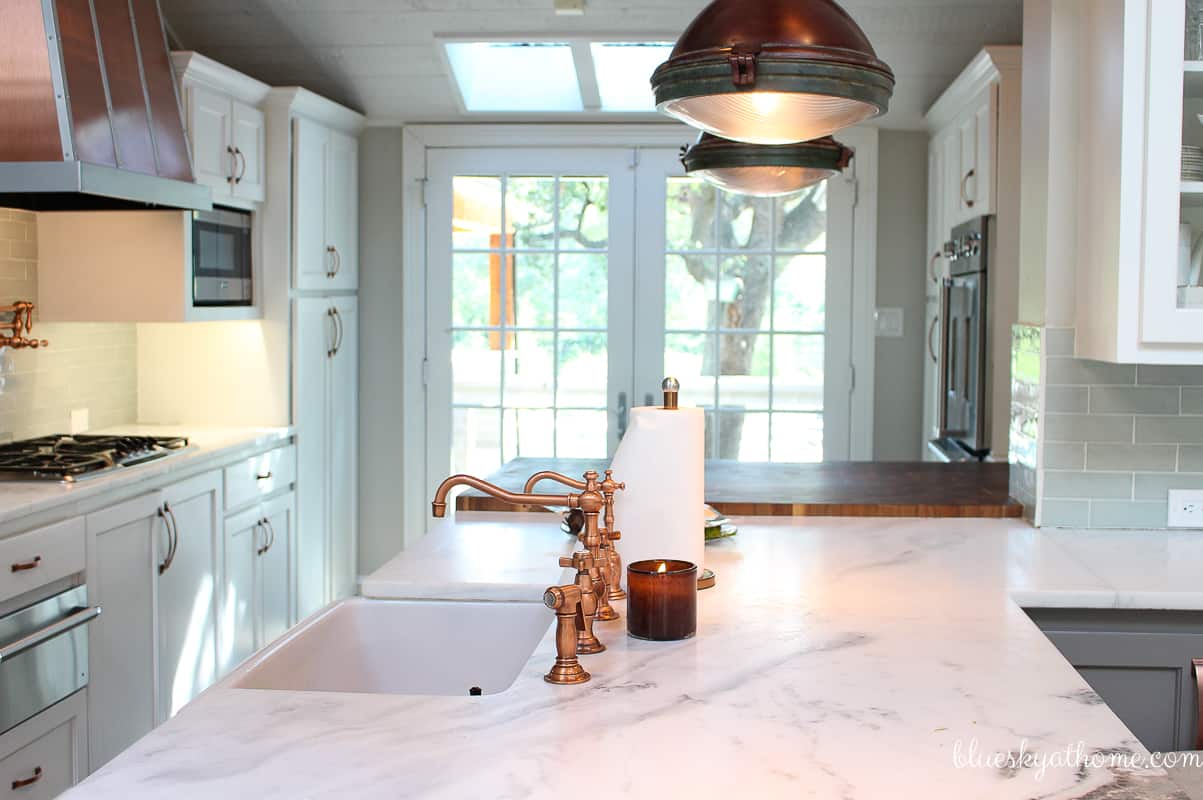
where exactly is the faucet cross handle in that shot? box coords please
[560,550,605,653]
[543,584,590,685]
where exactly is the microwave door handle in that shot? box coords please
[0,606,102,663]
[937,279,951,437]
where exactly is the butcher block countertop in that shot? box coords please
[454,458,1023,518]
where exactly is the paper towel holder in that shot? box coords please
[662,376,680,409]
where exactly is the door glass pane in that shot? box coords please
[449,173,611,474]
[664,179,828,461]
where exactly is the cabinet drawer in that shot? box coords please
[0,691,85,800]
[0,519,85,605]
[224,445,296,511]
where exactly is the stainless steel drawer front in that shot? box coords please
[0,586,97,736]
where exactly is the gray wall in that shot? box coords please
[872,131,929,461]
[357,128,406,576]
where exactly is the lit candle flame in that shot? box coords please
[657,561,667,574]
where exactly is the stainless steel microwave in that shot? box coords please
[192,207,253,306]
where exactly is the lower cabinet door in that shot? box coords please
[259,493,295,646]
[220,507,261,675]
[157,473,221,722]
[0,691,87,799]
[85,494,160,773]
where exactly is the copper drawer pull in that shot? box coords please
[256,471,273,481]
[1193,658,1203,750]
[12,767,42,790]
[11,556,41,573]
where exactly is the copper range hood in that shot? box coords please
[0,0,210,211]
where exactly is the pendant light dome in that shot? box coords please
[680,133,852,197]
[652,0,894,145]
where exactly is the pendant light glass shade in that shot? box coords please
[652,0,894,145]
[680,133,852,197]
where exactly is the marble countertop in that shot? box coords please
[69,515,1203,799]
[0,425,292,528]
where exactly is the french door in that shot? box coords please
[426,149,636,482]
[425,145,856,486]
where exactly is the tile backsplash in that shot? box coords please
[1038,327,1203,528]
[0,209,137,439]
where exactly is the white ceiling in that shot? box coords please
[160,0,1022,128]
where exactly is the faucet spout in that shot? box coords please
[431,474,578,518]
[522,470,586,494]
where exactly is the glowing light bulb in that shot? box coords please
[750,92,781,115]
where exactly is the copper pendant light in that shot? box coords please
[652,0,894,145]
[680,133,852,197]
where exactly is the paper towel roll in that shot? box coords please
[608,405,705,574]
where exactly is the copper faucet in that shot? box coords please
[526,469,626,602]
[558,551,604,653]
[0,302,48,349]
[543,584,590,685]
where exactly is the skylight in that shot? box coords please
[445,42,583,112]
[591,42,674,111]
[442,40,674,114]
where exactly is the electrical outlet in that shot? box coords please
[69,408,88,435]
[1168,490,1203,528]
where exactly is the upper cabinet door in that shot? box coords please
[187,84,233,194]
[293,117,330,291]
[324,131,359,291]
[230,100,266,203]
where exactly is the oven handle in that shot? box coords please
[936,278,952,436]
[0,605,101,664]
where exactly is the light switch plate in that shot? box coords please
[1168,490,1203,528]
[69,408,88,434]
[875,307,904,338]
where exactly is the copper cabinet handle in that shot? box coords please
[331,246,341,277]
[256,471,273,481]
[929,251,942,283]
[1193,658,1203,750]
[10,555,41,573]
[961,168,976,208]
[927,315,939,364]
[226,146,237,184]
[234,147,247,183]
[158,503,178,575]
[11,767,42,790]
[264,518,276,553]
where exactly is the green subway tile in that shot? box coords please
[1046,386,1088,413]
[1043,414,1134,443]
[1043,471,1133,499]
[1044,328,1075,357]
[1134,472,1203,499]
[1134,417,1203,444]
[1136,365,1203,386]
[1086,444,1178,471]
[1090,386,1180,415]
[1045,357,1135,386]
[1089,501,1169,529]
[1182,446,1203,472]
[1183,387,1203,415]
[1039,499,1090,528]
[1044,443,1085,470]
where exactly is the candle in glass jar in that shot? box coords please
[626,559,697,641]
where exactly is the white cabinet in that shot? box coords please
[157,474,221,720]
[175,52,269,207]
[220,492,295,673]
[294,296,358,617]
[1063,0,1203,362]
[294,117,359,291]
[0,690,87,799]
[85,472,220,772]
[85,493,159,772]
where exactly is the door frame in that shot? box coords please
[398,123,877,540]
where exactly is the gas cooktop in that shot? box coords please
[0,434,189,482]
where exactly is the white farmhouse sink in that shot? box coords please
[233,598,552,696]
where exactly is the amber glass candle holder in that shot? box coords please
[626,559,697,641]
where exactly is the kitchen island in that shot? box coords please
[68,515,1199,799]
